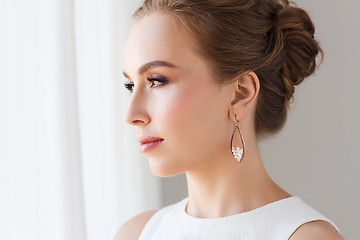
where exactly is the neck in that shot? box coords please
[184,139,290,218]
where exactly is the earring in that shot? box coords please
[231,116,245,163]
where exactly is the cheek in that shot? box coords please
[148,79,231,175]
[156,80,226,146]
[161,82,208,127]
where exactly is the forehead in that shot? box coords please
[124,12,199,73]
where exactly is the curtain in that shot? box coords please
[0,0,161,239]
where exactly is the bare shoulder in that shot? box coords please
[290,220,344,240]
[113,210,158,240]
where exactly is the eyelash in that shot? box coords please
[124,82,134,92]
[124,76,168,93]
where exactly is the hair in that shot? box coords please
[133,0,323,135]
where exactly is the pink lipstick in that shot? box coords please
[137,136,164,153]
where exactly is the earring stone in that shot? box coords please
[230,118,245,163]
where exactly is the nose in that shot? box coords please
[124,91,151,126]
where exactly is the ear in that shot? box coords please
[229,71,260,121]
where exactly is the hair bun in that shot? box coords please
[276,1,323,101]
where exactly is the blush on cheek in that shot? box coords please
[164,83,211,145]
[168,83,208,120]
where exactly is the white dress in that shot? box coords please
[139,196,340,240]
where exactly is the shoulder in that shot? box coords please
[113,210,158,240]
[289,220,344,240]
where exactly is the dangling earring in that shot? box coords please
[231,116,245,163]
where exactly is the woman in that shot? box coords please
[116,0,343,239]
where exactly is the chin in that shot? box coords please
[148,157,184,178]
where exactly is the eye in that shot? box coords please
[147,74,168,88]
[124,82,134,93]
[148,79,162,88]
[123,75,168,93]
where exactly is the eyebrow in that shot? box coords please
[123,60,179,78]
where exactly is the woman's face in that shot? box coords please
[124,13,235,177]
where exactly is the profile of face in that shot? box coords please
[123,13,237,177]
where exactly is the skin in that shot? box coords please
[118,12,343,240]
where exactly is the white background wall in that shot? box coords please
[1,0,161,239]
[160,1,360,239]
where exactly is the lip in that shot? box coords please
[137,136,164,153]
